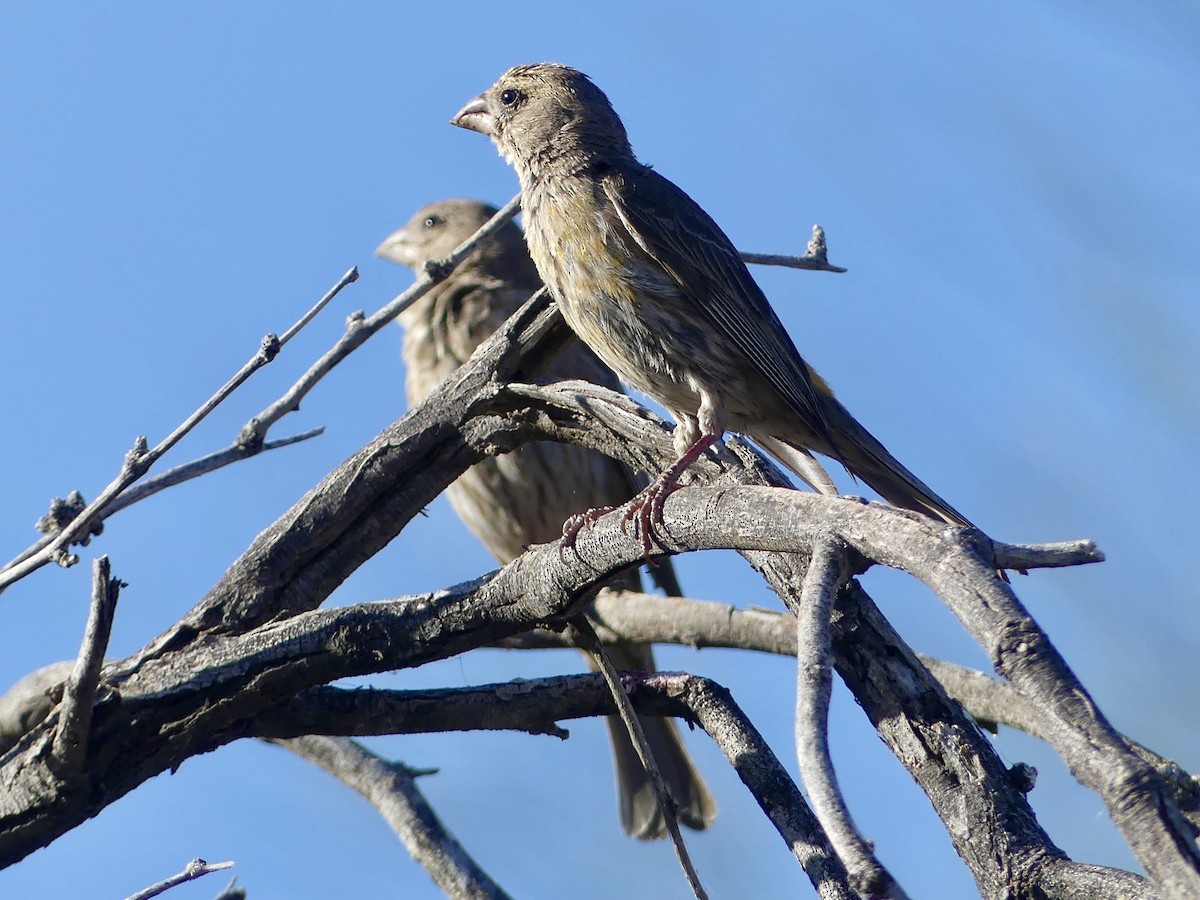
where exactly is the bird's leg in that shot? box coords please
[621,432,719,564]
[559,432,718,565]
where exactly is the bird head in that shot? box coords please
[376,199,502,270]
[375,198,539,289]
[451,63,633,178]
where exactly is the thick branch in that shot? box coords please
[257,674,855,900]
[0,485,1093,876]
[128,288,569,666]
[0,293,1168,898]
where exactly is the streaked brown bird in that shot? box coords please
[451,64,976,544]
[376,198,715,840]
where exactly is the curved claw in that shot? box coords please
[619,477,678,566]
[559,505,618,562]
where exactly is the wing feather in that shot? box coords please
[601,165,841,459]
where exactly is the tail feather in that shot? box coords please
[768,397,973,528]
[755,436,838,496]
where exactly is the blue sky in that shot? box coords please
[2,4,1198,898]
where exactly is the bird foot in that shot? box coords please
[560,433,719,566]
[560,506,618,561]
[557,474,678,568]
[619,467,690,565]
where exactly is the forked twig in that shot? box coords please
[0,269,358,593]
[238,195,524,450]
[2,429,322,575]
[124,858,235,900]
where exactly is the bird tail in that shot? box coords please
[774,398,973,528]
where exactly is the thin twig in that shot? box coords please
[2,429,323,575]
[107,428,325,515]
[795,539,907,900]
[0,270,356,593]
[570,617,708,900]
[278,267,359,346]
[991,539,1105,570]
[741,225,847,273]
[275,736,512,899]
[51,556,122,771]
[238,195,523,450]
[125,858,235,900]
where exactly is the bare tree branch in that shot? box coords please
[274,736,511,900]
[238,196,524,451]
[792,540,901,898]
[125,858,235,900]
[2,430,324,576]
[0,269,357,593]
[500,588,1200,859]
[989,539,1106,570]
[51,556,122,771]
[0,482,1108,874]
[741,224,847,273]
[0,284,1181,898]
[277,267,360,347]
[256,674,856,900]
[105,428,324,517]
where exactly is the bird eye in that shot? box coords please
[499,88,521,106]
[423,215,442,228]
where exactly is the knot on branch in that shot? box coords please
[236,420,264,453]
[123,436,151,478]
[804,225,837,269]
[1009,762,1038,795]
[258,333,281,363]
[36,491,103,543]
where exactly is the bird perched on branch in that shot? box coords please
[450,63,976,550]
[376,198,715,840]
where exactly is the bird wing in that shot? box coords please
[600,165,840,456]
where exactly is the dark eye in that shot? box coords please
[499,88,521,106]
[423,215,442,229]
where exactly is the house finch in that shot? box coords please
[376,198,715,839]
[451,64,975,548]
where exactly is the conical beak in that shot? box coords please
[451,94,496,136]
[375,228,416,267]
